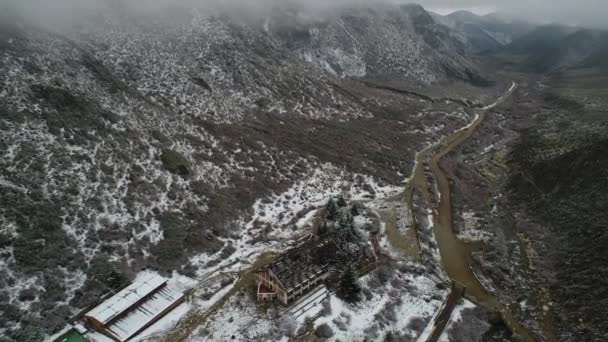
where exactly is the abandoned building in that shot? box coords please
[81,273,185,341]
[255,228,375,305]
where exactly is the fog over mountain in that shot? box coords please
[423,0,608,29]
[2,0,608,341]
[3,0,608,29]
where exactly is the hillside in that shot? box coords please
[436,65,608,341]
[497,25,608,73]
[265,4,486,85]
[0,3,494,340]
[432,10,535,53]
[505,104,608,341]
[4,2,608,341]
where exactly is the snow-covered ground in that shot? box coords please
[91,166,402,340]
[163,169,445,341]
[186,164,402,277]
[315,270,445,341]
[96,163,452,342]
[458,211,494,242]
[187,260,446,342]
[438,299,477,342]
[132,301,192,342]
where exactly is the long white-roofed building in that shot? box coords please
[82,273,185,341]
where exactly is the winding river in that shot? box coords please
[409,83,536,341]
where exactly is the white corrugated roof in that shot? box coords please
[106,286,184,341]
[74,323,88,334]
[85,273,167,324]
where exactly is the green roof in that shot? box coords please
[60,332,89,342]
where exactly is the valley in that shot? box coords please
[1,2,607,342]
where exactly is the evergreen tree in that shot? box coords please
[318,221,329,235]
[336,267,361,303]
[336,195,347,208]
[106,269,127,290]
[325,198,338,220]
[350,203,359,216]
[338,212,353,230]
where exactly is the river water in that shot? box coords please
[407,83,537,341]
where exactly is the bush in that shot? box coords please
[160,149,191,176]
[376,263,393,284]
[315,323,334,338]
[278,316,298,337]
[326,198,338,220]
[320,298,332,316]
[333,318,348,331]
[220,244,237,259]
[407,316,429,333]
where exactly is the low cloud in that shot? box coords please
[2,0,608,29]
[420,0,608,29]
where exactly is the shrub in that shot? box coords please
[278,316,298,337]
[407,316,429,333]
[160,149,191,176]
[376,263,394,284]
[320,298,332,316]
[315,323,334,338]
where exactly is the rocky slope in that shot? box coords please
[265,4,486,85]
[0,3,491,340]
[439,70,608,341]
[432,10,535,54]
[496,25,608,73]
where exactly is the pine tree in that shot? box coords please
[325,198,338,221]
[336,267,361,303]
[106,269,126,290]
[338,212,353,230]
[318,221,329,235]
[336,195,347,208]
[350,203,359,216]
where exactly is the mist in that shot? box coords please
[2,0,608,30]
[0,0,389,30]
[420,0,608,29]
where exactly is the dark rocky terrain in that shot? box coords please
[440,60,608,341]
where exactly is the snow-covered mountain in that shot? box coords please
[265,4,486,85]
[432,10,535,53]
[0,2,487,340]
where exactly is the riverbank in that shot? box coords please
[404,82,540,341]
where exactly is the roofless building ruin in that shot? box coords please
[255,228,376,305]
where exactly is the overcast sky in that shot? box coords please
[2,0,608,29]
[419,0,608,28]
